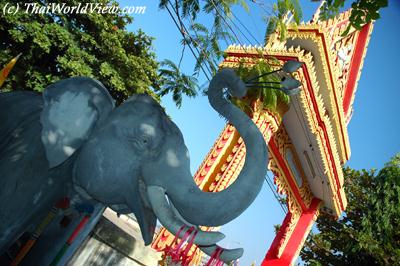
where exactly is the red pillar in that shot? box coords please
[262,198,321,266]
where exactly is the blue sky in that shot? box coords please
[120,0,400,264]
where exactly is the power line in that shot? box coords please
[187,15,220,74]
[227,8,262,46]
[225,12,256,46]
[209,21,231,48]
[208,0,247,50]
[169,0,214,79]
[251,0,275,17]
[247,6,265,45]
[265,172,288,214]
[165,1,212,81]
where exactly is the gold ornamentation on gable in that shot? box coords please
[268,156,302,257]
[285,28,351,163]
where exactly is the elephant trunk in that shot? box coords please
[166,69,268,226]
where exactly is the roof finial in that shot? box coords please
[0,53,22,88]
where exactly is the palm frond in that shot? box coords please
[158,59,199,108]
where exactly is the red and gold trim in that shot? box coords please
[221,47,346,215]
[262,198,321,266]
[343,23,373,117]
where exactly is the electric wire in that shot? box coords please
[224,11,257,47]
[265,172,287,214]
[208,20,232,48]
[227,7,263,46]
[169,0,215,79]
[251,0,275,17]
[247,5,265,45]
[165,1,212,81]
[208,0,247,50]
[188,16,220,74]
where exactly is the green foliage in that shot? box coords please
[265,0,303,42]
[319,0,388,36]
[301,153,400,265]
[159,0,248,21]
[156,59,199,108]
[185,23,233,76]
[0,0,160,105]
[158,0,303,107]
[274,224,282,233]
[233,59,290,114]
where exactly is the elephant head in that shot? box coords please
[39,69,267,262]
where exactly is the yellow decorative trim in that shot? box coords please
[211,110,280,192]
[268,157,302,257]
[269,47,344,215]
[193,125,237,190]
[299,183,313,209]
[273,125,313,208]
[152,227,175,251]
[221,45,345,215]
[285,28,350,163]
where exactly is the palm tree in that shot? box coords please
[156,59,199,108]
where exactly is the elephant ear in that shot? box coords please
[40,77,115,168]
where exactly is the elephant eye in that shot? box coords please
[135,135,153,149]
[122,128,154,150]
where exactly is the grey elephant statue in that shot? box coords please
[0,68,268,263]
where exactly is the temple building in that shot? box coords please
[153,7,373,265]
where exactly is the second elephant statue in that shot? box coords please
[0,69,268,262]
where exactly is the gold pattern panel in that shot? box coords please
[285,29,351,163]
[211,110,281,192]
[272,123,314,209]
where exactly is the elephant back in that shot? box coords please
[0,91,43,151]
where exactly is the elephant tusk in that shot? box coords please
[168,198,196,227]
[146,185,225,246]
[199,245,243,263]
